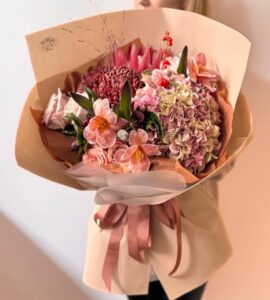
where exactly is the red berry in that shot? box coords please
[159,77,170,88]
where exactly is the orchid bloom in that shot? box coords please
[83,99,123,149]
[188,53,220,92]
[115,129,161,172]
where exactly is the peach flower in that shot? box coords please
[83,99,125,149]
[115,129,161,172]
[188,53,219,92]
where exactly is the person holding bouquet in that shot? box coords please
[128,1,224,299]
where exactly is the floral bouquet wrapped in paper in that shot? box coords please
[16,8,253,300]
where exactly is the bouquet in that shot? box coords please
[16,9,253,300]
[41,31,231,182]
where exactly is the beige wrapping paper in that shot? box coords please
[15,8,253,300]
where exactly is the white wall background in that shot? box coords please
[1,1,269,300]
[1,1,132,300]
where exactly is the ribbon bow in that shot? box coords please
[66,165,187,291]
[94,198,183,291]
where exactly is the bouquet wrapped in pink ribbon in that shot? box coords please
[16,8,253,300]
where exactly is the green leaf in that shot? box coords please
[84,87,98,101]
[62,130,77,137]
[177,45,188,77]
[142,69,152,75]
[70,92,93,112]
[118,80,132,120]
[64,113,85,146]
[145,111,163,139]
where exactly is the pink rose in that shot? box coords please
[42,88,69,129]
[43,89,88,130]
[108,140,128,163]
[82,147,109,167]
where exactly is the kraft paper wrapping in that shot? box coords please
[15,8,253,299]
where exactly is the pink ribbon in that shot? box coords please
[94,198,182,291]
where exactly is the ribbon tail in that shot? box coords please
[127,205,151,262]
[101,212,127,291]
[168,199,182,276]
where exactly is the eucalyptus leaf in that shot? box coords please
[70,92,93,112]
[177,45,188,77]
[145,111,163,138]
[118,80,132,120]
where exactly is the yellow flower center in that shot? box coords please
[133,146,145,163]
[92,116,110,132]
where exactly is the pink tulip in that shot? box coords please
[115,129,161,172]
[83,99,125,149]
[188,53,220,92]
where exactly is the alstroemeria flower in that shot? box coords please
[83,99,125,149]
[82,147,108,167]
[188,53,220,92]
[115,129,161,172]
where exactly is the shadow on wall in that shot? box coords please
[0,212,92,300]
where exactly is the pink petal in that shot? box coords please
[198,69,219,79]
[104,110,117,125]
[120,145,138,161]
[129,43,139,72]
[115,48,127,68]
[111,117,129,131]
[96,128,116,148]
[138,46,152,73]
[83,126,96,144]
[188,60,197,82]
[114,149,129,163]
[198,77,218,92]
[93,99,110,116]
[141,144,160,156]
[196,53,207,67]
[129,151,150,173]
[129,129,148,145]
[152,48,163,69]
